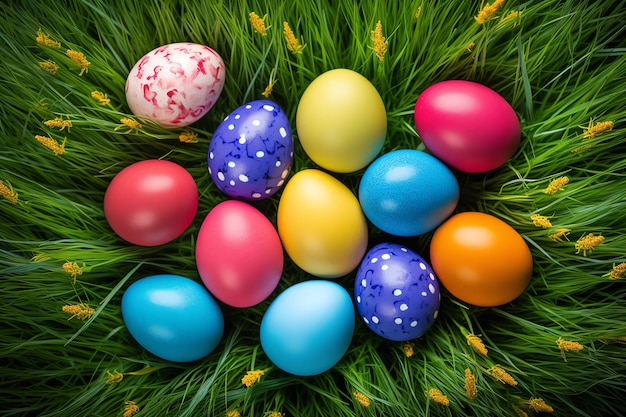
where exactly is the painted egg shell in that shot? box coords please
[104,159,198,246]
[121,274,224,362]
[296,68,387,173]
[414,80,521,173]
[196,200,284,308]
[260,280,355,376]
[125,42,225,127]
[277,169,368,278]
[354,243,440,341]
[358,149,459,237]
[208,100,294,200]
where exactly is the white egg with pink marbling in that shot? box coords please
[125,42,225,127]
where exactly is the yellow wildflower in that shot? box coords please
[32,253,51,262]
[528,397,554,413]
[35,98,48,111]
[241,369,265,387]
[571,143,592,154]
[353,390,371,407]
[465,368,477,400]
[426,388,450,406]
[91,90,110,105]
[44,116,72,131]
[466,333,488,356]
[35,135,66,155]
[605,262,626,280]
[0,180,19,204]
[370,20,388,61]
[580,118,614,139]
[543,176,569,195]
[475,0,506,24]
[548,228,571,242]
[575,233,604,256]
[106,370,124,384]
[500,10,521,26]
[283,21,305,54]
[62,303,95,321]
[39,61,59,74]
[250,12,271,36]
[62,261,84,284]
[115,118,143,134]
[556,337,584,362]
[402,341,414,357]
[415,5,422,19]
[123,401,139,417]
[263,412,283,417]
[226,410,241,417]
[262,78,278,97]
[66,49,90,75]
[179,129,199,143]
[512,405,530,417]
[488,365,518,387]
[465,41,476,52]
[36,28,61,48]
[530,214,552,229]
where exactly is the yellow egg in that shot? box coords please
[277,169,368,278]
[296,69,387,173]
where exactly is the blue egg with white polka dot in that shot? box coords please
[354,242,441,341]
[208,100,294,200]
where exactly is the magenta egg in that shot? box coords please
[414,80,521,173]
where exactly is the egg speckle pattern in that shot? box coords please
[208,100,294,200]
[354,243,440,341]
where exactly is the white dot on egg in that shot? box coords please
[223,115,229,121]
[208,167,212,174]
[252,192,262,198]
[239,174,249,183]
[234,114,241,119]
[245,105,252,109]
[290,151,294,157]
[238,136,246,144]
[371,316,379,324]
[381,253,390,260]
[370,257,378,264]
[281,169,289,178]
[394,318,403,325]
[228,161,236,168]
[434,310,439,319]
[276,179,284,187]
[361,279,367,287]
[356,296,361,303]
[401,247,408,252]
[393,289,402,296]
[252,119,261,126]
[363,317,369,324]
[275,160,281,167]
[381,264,389,271]
[430,273,435,280]
[209,152,214,159]
[429,283,436,294]
[228,124,235,130]
[419,262,427,270]
[410,321,418,327]
[263,104,275,112]
[400,303,408,311]
[279,127,287,138]
[229,180,235,186]
[217,172,225,181]
[256,151,265,158]
[421,291,427,297]
[265,188,272,194]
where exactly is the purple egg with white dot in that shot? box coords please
[354,243,441,341]
[208,100,294,200]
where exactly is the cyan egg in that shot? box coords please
[354,243,440,341]
[208,99,294,200]
[121,274,224,362]
[358,149,459,236]
[260,280,355,376]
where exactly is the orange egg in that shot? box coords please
[429,212,533,307]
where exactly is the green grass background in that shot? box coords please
[1,0,625,416]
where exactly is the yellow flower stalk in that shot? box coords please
[36,28,61,48]
[241,369,265,387]
[115,118,143,133]
[250,12,271,36]
[35,135,66,155]
[35,98,48,111]
[466,333,488,356]
[426,388,450,406]
[465,368,477,400]
[556,337,584,361]
[39,61,59,75]
[66,49,90,75]
[488,365,518,387]
[353,390,371,407]
[62,261,84,283]
[415,5,422,19]
[179,129,199,143]
[44,116,72,131]
[123,400,139,417]
[370,20,388,61]
[605,262,626,280]
[543,176,569,194]
[91,90,110,105]
[580,118,614,139]
[465,41,476,52]
[226,410,241,417]
[575,233,604,256]
[512,405,530,417]
[62,303,95,321]
[528,397,554,413]
[106,370,124,384]
[402,341,414,357]
[530,214,552,229]
[475,0,506,24]
[500,10,521,26]
[263,412,283,417]
[548,228,571,242]
[32,253,51,262]
[262,78,278,97]
[0,180,19,204]
[283,21,305,54]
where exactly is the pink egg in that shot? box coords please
[125,42,225,127]
[414,80,521,173]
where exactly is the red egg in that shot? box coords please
[196,200,284,308]
[414,80,521,173]
[104,159,198,246]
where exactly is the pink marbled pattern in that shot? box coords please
[125,42,225,128]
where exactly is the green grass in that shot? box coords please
[1,0,625,416]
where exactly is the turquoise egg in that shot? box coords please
[260,280,355,376]
[358,149,459,236]
[121,274,224,362]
